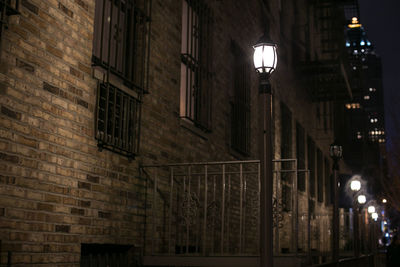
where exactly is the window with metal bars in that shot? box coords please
[317,148,324,203]
[180,0,213,131]
[230,42,250,155]
[95,83,141,159]
[92,0,150,91]
[296,122,306,191]
[92,0,150,158]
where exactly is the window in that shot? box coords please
[317,148,323,203]
[307,136,315,197]
[0,0,19,40]
[281,103,292,181]
[92,0,151,158]
[282,184,292,212]
[92,0,150,89]
[95,83,141,159]
[81,244,137,266]
[180,0,213,131]
[230,42,250,155]
[296,122,306,191]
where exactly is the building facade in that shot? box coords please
[0,0,378,266]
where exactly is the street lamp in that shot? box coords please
[350,178,362,257]
[367,205,376,214]
[350,180,361,192]
[253,33,277,267]
[371,212,378,221]
[329,141,342,262]
[357,194,366,204]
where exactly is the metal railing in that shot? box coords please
[141,160,260,256]
[311,254,376,267]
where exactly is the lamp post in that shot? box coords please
[350,179,361,257]
[368,206,377,253]
[330,142,342,262]
[253,33,277,267]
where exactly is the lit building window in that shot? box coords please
[346,41,350,47]
[353,66,357,70]
[360,40,365,46]
[367,41,371,46]
[346,103,361,109]
[364,95,370,100]
[369,87,376,92]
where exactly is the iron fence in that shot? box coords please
[141,161,260,256]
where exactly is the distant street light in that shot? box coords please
[330,141,342,262]
[368,205,376,214]
[382,198,387,203]
[253,32,277,267]
[372,212,378,221]
[357,194,367,204]
[350,180,361,192]
[350,177,362,257]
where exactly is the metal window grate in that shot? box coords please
[95,82,141,159]
[180,0,213,131]
[92,0,151,93]
[231,42,250,155]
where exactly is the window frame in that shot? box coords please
[180,0,213,131]
[92,0,151,159]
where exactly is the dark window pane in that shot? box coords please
[180,0,213,130]
[307,136,315,197]
[281,102,292,181]
[296,122,306,191]
[231,42,251,155]
[317,148,324,202]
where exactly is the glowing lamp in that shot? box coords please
[367,205,375,214]
[357,194,366,204]
[350,180,361,192]
[253,34,277,74]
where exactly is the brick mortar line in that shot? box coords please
[1,193,146,217]
[0,125,98,161]
[1,79,95,126]
[5,22,93,72]
[0,105,94,140]
[21,0,94,48]
[4,44,95,100]
[0,165,146,197]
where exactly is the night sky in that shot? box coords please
[358,0,400,152]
